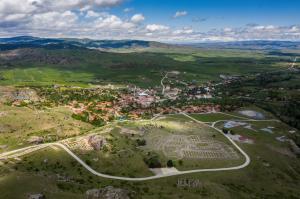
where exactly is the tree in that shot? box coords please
[85,159,91,166]
[222,128,229,134]
[144,152,162,168]
[178,160,183,166]
[136,139,146,146]
[167,160,174,167]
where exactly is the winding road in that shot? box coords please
[161,72,169,95]
[289,57,298,70]
[0,112,266,181]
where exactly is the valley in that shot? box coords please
[0,37,299,199]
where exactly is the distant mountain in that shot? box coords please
[3,37,300,52]
[0,36,160,51]
[184,40,300,50]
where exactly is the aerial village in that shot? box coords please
[2,71,299,157]
[64,71,221,125]
[1,71,242,127]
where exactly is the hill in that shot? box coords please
[0,36,167,51]
[185,40,300,51]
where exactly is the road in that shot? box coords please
[161,72,169,95]
[289,57,298,70]
[181,112,251,170]
[0,112,255,181]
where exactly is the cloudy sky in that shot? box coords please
[0,0,300,42]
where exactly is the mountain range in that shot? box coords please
[1,36,300,51]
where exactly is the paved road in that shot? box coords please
[0,113,253,181]
[0,144,50,159]
[211,119,279,128]
[181,113,251,169]
[289,57,298,70]
[161,72,169,95]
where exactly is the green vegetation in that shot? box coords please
[0,48,289,87]
[35,86,117,105]
[0,68,94,87]
[0,105,93,151]
[136,139,146,146]
[0,44,299,199]
[1,114,299,199]
[167,160,174,167]
[216,70,300,129]
[189,113,243,122]
[143,152,162,168]
[46,115,244,179]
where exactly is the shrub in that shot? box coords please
[136,139,146,146]
[144,152,162,168]
[167,160,174,167]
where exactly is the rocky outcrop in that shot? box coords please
[88,135,107,151]
[27,136,44,144]
[86,186,131,199]
[0,86,40,103]
[28,193,45,199]
[13,88,39,102]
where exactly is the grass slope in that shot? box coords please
[0,48,290,87]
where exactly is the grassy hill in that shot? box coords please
[0,41,291,87]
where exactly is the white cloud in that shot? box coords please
[94,0,123,7]
[146,24,169,32]
[201,36,236,42]
[173,28,194,35]
[131,14,145,23]
[124,8,134,13]
[94,14,136,30]
[2,14,28,22]
[0,0,299,42]
[0,0,37,15]
[173,11,188,18]
[203,24,300,41]
[0,0,124,16]
[86,10,101,18]
[252,25,277,31]
[30,11,78,30]
[290,26,299,32]
[223,27,232,32]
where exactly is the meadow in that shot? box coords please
[0,48,290,87]
[0,105,93,151]
[0,111,299,199]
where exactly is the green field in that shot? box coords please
[0,105,93,151]
[64,115,244,178]
[0,68,94,87]
[0,45,299,199]
[0,48,290,87]
[189,113,245,122]
[0,113,299,199]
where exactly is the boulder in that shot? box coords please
[88,135,107,151]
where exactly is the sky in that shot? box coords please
[0,0,300,42]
